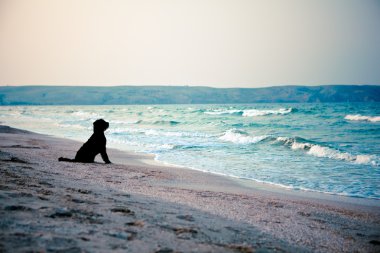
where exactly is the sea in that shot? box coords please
[1,103,379,199]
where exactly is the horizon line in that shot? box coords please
[1,84,379,89]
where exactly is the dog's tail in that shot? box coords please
[58,157,75,162]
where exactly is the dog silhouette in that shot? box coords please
[59,119,111,164]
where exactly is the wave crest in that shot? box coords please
[205,108,294,117]
[219,129,269,144]
[204,110,242,116]
[242,108,293,117]
[345,114,380,122]
[276,137,378,166]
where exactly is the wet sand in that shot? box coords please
[0,125,379,252]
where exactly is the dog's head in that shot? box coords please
[93,119,109,132]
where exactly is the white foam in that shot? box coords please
[308,146,379,165]
[276,136,290,143]
[355,155,375,165]
[159,144,176,150]
[291,142,312,150]
[72,110,102,119]
[307,145,349,160]
[204,110,242,115]
[204,108,293,117]
[276,137,379,165]
[219,129,268,144]
[345,114,380,122]
[242,108,293,117]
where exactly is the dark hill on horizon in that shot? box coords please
[0,85,379,105]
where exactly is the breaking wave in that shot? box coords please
[276,137,379,166]
[205,108,294,117]
[204,110,242,116]
[345,114,380,122]
[242,108,294,117]
[219,129,269,144]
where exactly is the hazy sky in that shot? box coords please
[0,0,379,88]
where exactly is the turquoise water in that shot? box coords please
[1,103,379,199]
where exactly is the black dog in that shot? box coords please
[59,119,111,164]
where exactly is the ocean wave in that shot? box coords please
[276,137,379,166]
[219,129,269,144]
[345,114,380,122]
[242,108,293,117]
[204,108,294,117]
[204,110,243,116]
[155,144,176,150]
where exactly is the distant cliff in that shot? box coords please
[0,85,379,105]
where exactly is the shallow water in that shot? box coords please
[1,103,379,199]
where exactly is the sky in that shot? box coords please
[0,0,379,88]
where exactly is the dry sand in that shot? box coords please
[0,125,379,252]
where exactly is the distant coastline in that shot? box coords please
[1,85,379,105]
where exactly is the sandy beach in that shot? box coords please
[0,125,379,253]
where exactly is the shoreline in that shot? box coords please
[1,125,379,252]
[2,104,379,201]
[156,157,380,208]
[107,131,380,210]
[6,120,379,207]
[153,153,380,211]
